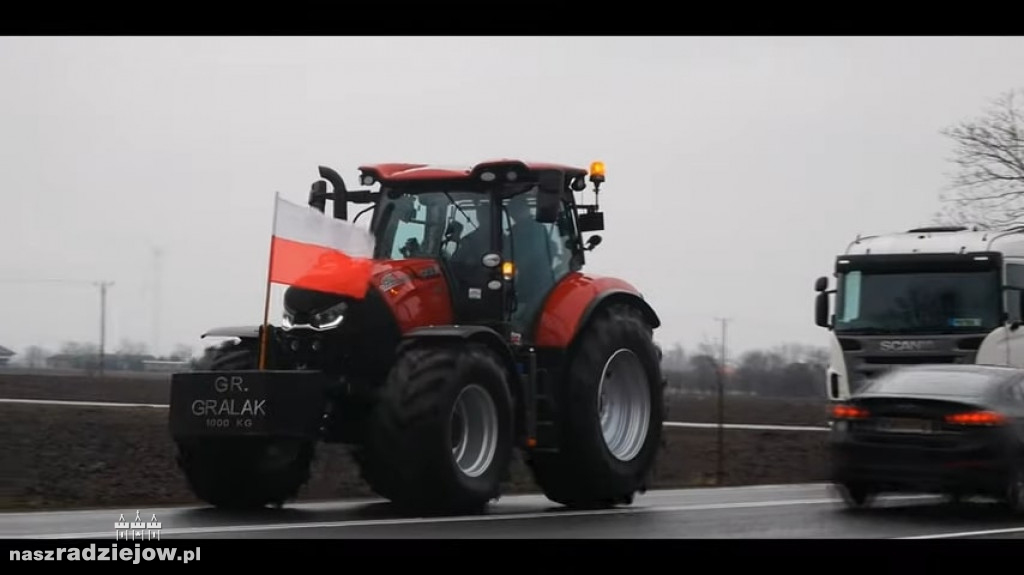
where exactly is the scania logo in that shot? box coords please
[878,340,936,352]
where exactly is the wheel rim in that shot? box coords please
[450,384,499,478]
[597,348,651,462]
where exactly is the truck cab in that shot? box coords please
[814,225,1024,401]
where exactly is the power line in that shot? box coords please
[0,278,97,286]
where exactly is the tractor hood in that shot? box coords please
[282,258,452,330]
[370,258,443,296]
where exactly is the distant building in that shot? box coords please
[141,360,191,372]
[0,346,14,367]
[44,353,157,371]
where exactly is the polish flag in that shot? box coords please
[266,193,377,299]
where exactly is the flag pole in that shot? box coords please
[259,192,280,370]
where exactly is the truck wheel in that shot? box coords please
[835,481,876,510]
[174,338,316,510]
[527,303,665,508]
[353,341,514,515]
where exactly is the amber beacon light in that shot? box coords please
[589,161,605,184]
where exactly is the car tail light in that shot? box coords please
[830,404,869,420]
[944,410,1006,426]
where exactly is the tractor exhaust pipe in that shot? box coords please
[318,166,348,220]
[307,180,328,213]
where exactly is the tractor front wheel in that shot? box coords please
[175,437,315,510]
[527,303,665,508]
[353,341,514,515]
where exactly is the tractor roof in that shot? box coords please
[357,159,590,184]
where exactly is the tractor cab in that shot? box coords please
[306,160,607,344]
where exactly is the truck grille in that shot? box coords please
[859,356,959,365]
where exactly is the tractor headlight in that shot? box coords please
[281,301,348,331]
[311,302,347,330]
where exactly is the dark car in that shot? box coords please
[828,363,1024,513]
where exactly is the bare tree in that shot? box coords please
[169,344,193,361]
[936,88,1024,228]
[60,341,98,356]
[117,339,148,356]
[21,345,49,368]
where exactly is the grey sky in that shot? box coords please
[1,36,1023,358]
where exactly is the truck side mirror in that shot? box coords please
[814,276,828,292]
[1002,285,1024,328]
[535,172,562,224]
[815,292,830,328]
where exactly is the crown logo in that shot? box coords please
[129,510,145,529]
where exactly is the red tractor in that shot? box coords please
[169,159,666,514]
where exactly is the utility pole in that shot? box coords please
[152,245,162,357]
[714,316,731,485]
[0,278,115,375]
[96,281,113,377]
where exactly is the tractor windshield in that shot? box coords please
[373,188,494,262]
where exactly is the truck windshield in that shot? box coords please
[834,269,1002,335]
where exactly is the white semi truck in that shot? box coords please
[815,225,1024,401]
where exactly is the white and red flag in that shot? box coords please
[265,192,376,297]
[258,193,376,367]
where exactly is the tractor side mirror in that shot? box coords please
[535,172,563,224]
[308,180,328,213]
[585,235,602,251]
[578,212,604,232]
[814,276,828,292]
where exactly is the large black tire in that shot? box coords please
[352,341,514,515]
[527,303,665,508]
[1002,460,1024,515]
[834,481,876,511]
[173,338,316,510]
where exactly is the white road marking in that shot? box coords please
[0,483,836,518]
[895,525,1024,539]
[0,397,830,432]
[0,398,168,409]
[665,421,830,432]
[14,494,933,539]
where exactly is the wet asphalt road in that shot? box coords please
[3,483,1024,539]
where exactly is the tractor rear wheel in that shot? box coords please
[353,341,514,515]
[527,303,665,508]
[174,338,316,510]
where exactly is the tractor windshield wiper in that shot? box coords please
[442,191,478,232]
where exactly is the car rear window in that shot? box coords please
[863,369,1007,397]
